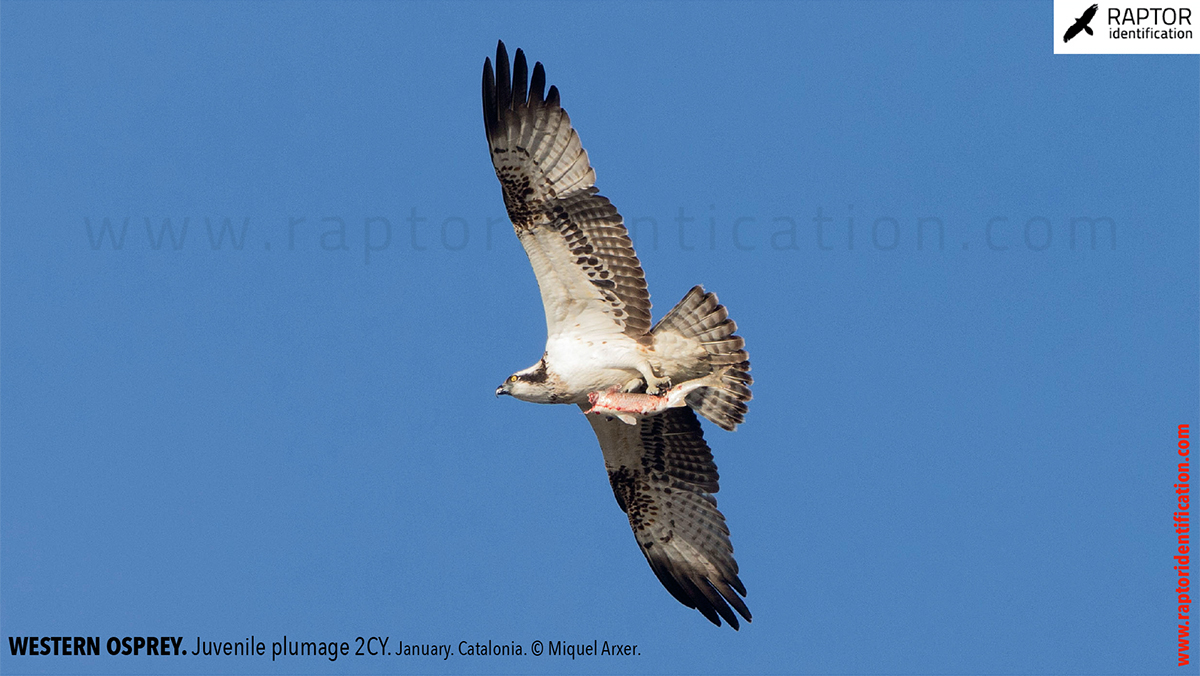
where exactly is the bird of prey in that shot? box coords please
[1063,4,1098,42]
[483,41,754,629]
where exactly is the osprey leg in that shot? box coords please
[635,360,672,395]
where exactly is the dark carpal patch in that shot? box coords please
[607,466,635,514]
[607,466,658,532]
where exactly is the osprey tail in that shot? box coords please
[652,286,752,431]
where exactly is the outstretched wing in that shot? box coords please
[582,406,751,629]
[1064,22,1083,42]
[483,41,651,343]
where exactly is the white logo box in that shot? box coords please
[1055,0,1200,53]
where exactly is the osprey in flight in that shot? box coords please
[483,41,753,629]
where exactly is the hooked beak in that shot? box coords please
[496,384,509,397]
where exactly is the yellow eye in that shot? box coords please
[508,375,518,383]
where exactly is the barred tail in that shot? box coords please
[652,286,752,431]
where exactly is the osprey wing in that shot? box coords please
[583,406,751,629]
[484,42,651,342]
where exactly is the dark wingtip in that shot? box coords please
[512,48,528,106]
[649,556,750,630]
[731,574,747,598]
[482,56,497,139]
[495,41,511,113]
[530,62,546,103]
[488,44,555,114]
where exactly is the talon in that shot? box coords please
[645,374,672,396]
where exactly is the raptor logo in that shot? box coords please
[1064,3,1100,41]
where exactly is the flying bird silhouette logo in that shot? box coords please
[1064,4,1099,42]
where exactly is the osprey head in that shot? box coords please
[496,358,555,403]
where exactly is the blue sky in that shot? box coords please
[1,1,1196,674]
